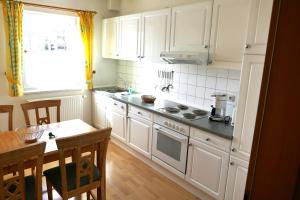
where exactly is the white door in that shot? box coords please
[140,9,171,62]
[245,0,274,55]
[170,1,213,52]
[110,111,126,143]
[225,156,249,200]
[209,0,251,69]
[119,14,141,60]
[127,115,152,158]
[186,138,229,200]
[232,55,265,161]
[102,17,120,59]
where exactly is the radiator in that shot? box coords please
[27,95,84,125]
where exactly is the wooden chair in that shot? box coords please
[0,142,46,200]
[44,128,111,200]
[0,105,13,131]
[21,100,61,127]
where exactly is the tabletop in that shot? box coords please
[0,119,98,159]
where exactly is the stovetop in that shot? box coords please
[157,104,209,121]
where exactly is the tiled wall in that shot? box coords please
[117,60,241,116]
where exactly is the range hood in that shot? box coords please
[160,51,209,65]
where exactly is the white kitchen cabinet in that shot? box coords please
[119,14,141,60]
[127,113,152,158]
[92,94,110,129]
[140,9,171,61]
[232,55,265,161]
[245,0,273,55]
[170,1,213,52]
[224,156,249,200]
[102,17,120,59]
[186,138,229,200]
[209,0,251,69]
[109,110,127,143]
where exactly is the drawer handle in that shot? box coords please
[206,138,210,142]
[230,162,234,166]
[114,103,118,106]
[137,112,142,115]
[121,106,124,109]
[231,148,237,152]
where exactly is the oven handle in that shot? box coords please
[154,126,188,142]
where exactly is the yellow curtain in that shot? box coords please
[77,11,94,90]
[2,0,24,96]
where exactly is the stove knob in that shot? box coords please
[172,124,176,129]
[164,121,168,126]
[169,123,172,127]
[180,127,185,132]
[175,125,179,131]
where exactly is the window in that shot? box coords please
[23,10,85,92]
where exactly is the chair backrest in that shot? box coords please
[56,128,111,198]
[0,142,46,200]
[0,105,13,131]
[21,100,61,127]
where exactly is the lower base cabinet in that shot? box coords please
[186,138,229,200]
[224,156,249,200]
[127,114,152,158]
[109,111,127,143]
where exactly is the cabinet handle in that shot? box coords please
[245,44,251,49]
[137,111,142,115]
[231,148,237,152]
[203,45,208,49]
[206,138,210,141]
[137,56,141,58]
[116,54,119,56]
[189,143,192,146]
[114,103,118,106]
[230,162,234,166]
[121,106,124,109]
[140,56,145,58]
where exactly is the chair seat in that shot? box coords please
[44,162,100,194]
[25,175,35,200]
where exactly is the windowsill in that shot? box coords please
[24,88,85,95]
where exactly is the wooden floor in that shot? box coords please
[42,142,199,200]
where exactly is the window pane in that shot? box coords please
[23,11,85,92]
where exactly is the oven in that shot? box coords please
[152,123,188,173]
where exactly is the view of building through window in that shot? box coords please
[23,10,85,92]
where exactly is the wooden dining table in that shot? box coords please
[0,119,98,173]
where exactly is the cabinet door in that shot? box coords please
[94,101,107,129]
[110,111,126,143]
[170,1,213,52]
[128,115,152,158]
[186,139,229,200]
[119,14,141,60]
[102,17,120,59]
[209,0,251,69]
[232,55,265,160]
[225,156,249,200]
[140,9,171,61]
[245,0,273,55]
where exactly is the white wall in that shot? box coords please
[120,0,207,15]
[0,0,119,130]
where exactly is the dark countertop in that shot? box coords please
[93,88,234,140]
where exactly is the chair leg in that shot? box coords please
[46,179,53,200]
[97,185,106,200]
[86,191,90,200]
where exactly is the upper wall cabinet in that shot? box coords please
[170,1,213,52]
[209,0,251,69]
[140,9,171,61]
[119,14,141,60]
[102,17,120,59]
[245,0,273,55]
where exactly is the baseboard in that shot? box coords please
[110,137,215,200]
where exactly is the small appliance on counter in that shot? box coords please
[209,93,231,124]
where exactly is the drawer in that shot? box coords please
[129,105,153,121]
[111,100,127,114]
[190,127,231,152]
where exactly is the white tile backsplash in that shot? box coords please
[117,61,241,116]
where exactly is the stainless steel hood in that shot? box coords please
[160,51,209,65]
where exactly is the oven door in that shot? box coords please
[152,124,188,173]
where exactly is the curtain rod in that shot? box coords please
[0,1,97,14]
